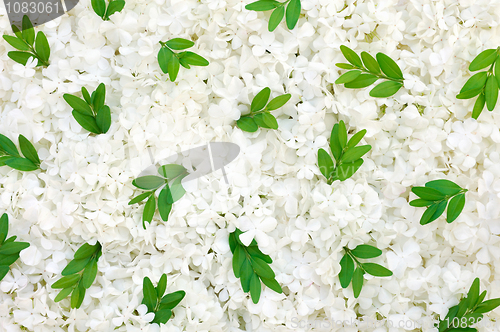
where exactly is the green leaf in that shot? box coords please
[475,298,500,313]
[318,148,334,180]
[0,253,20,266]
[250,273,261,304]
[0,265,8,281]
[346,129,367,149]
[336,63,357,70]
[369,81,403,98]
[337,159,364,181]
[82,259,98,289]
[425,179,463,196]
[456,87,483,100]
[166,55,179,81]
[35,31,50,63]
[261,277,282,293]
[52,274,81,289]
[142,277,157,312]
[240,259,253,292]
[447,193,465,223]
[339,254,354,288]
[91,0,106,17]
[71,283,85,309]
[344,74,378,89]
[158,47,173,74]
[64,94,93,116]
[54,287,73,302]
[4,157,38,171]
[105,0,125,18]
[143,195,156,227]
[245,0,280,11]
[285,0,301,29]
[4,236,16,244]
[338,120,347,148]
[411,187,446,201]
[3,35,29,51]
[7,51,35,66]
[0,213,7,245]
[152,309,172,324]
[456,296,470,317]
[467,278,480,310]
[477,290,487,309]
[232,245,244,279]
[180,51,209,66]
[246,246,272,264]
[129,191,153,205]
[178,54,191,69]
[254,113,278,129]
[268,5,285,31]
[460,72,488,93]
[329,123,341,162]
[340,145,371,163]
[157,274,167,298]
[157,186,173,221]
[0,241,29,255]
[92,84,106,113]
[340,45,362,68]
[167,176,186,203]
[160,290,185,309]
[250,256,275,279]
[72,110,101,134]
[0,156,13,167]
[351,245,382,259]
[361,51,380,74]
[237,116,259,132]
[469,49,497,71]
[0,134,20,156]
[21,16,35,45]
[420,200,447,225]
[96,106,111,133]
[376,52,403,79]
[335,70,361,84]
[409,199,434,207]
[361,263,393,277]
[158,164,187,179]
[472,93,486,119]
[266,94,290,110]
[352,267,364,298]
[251,87,271,113]
[166,38,194,51]
[496,57,500,87]
[133,175,165,190]
[74,243,98,260]
[81,87,91,104]
[11,25,23,41]
[18,135,40,165]
[485,74,498,111]
[62,256,91,276]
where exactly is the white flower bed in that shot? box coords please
[1,0,500,331]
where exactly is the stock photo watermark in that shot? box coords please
[3,0,76,29]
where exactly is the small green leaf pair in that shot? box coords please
[230,228,282,304]
[409,179,467,225]
[158,38,209,82]
[0,134,41,171]
[0,214,30,282]
[236,87,290,132]
[336,45,404,98]
[245,0,301,32]
[91,0,125,20]
[436,278,500,332]
[52,242,102,309]
[129,164,188,229]
[63,84,111,134]
[2,15,50,67]
[142,274,185,325]
[339,244,392,298]
[457,47,500,119]
[317,120,371,184]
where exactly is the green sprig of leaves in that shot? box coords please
[230,228,282,304]
[436,277,500,332]
[0,213,30,282]
[245,0,301,32]
[129,164,188,229]
[237,87,290,132]
[335,45,404,98]
[2,15,50,67]
[409,179,467,225]
[63,84,111,134]
[141,274,185,325]
[52,242,102,309]
[158,38,209,82]
[317,120,371,184]
[91,0,125,20]
[0,134,41,171]
[457,48,500,119]
[339,244,392,298]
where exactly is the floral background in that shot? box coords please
[1,0,500,331]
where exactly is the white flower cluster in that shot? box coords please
[1,0,500,331]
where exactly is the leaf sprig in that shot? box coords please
[0,134,41,171]
[0,213,30,282]
[317,120,371,184]
[63,84,111,134]
[436,277,500,332]
[457,48,500,119]
[129,164,189,229]
[230,228,282,304]
[2,15,50,67]
[91,0,125,21]
[158,38,209,82]
[410,179,467,225]
[51,242,102,309]
[142,274,185,325]
[236,87,290,132]
[335,45,404,98]
[339,244,392,298]
[245,0,301,32]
